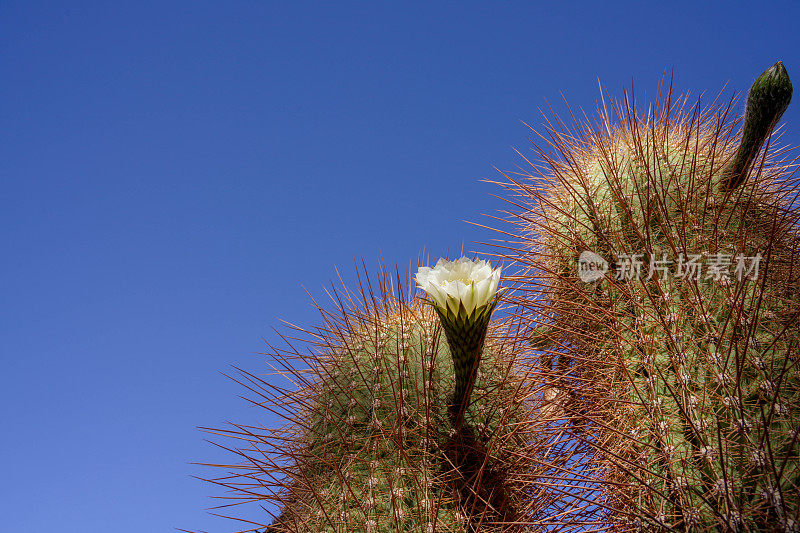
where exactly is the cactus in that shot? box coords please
[194,63,799,532]
[498,62,800,531]
[195,262,583,532]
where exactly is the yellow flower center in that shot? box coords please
[446,276,474,285]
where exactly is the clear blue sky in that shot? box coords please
[2,2,799,532]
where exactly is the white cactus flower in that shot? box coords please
[415,257,501,315]
[416,257,502,416]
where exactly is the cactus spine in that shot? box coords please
[500,63,799,531]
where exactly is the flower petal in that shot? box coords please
[415,257,501,314]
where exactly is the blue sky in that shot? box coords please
[2,2,799,532]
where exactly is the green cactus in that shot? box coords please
[195,265,578,532]
[195,63,800,533]
[501,62,800,531]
